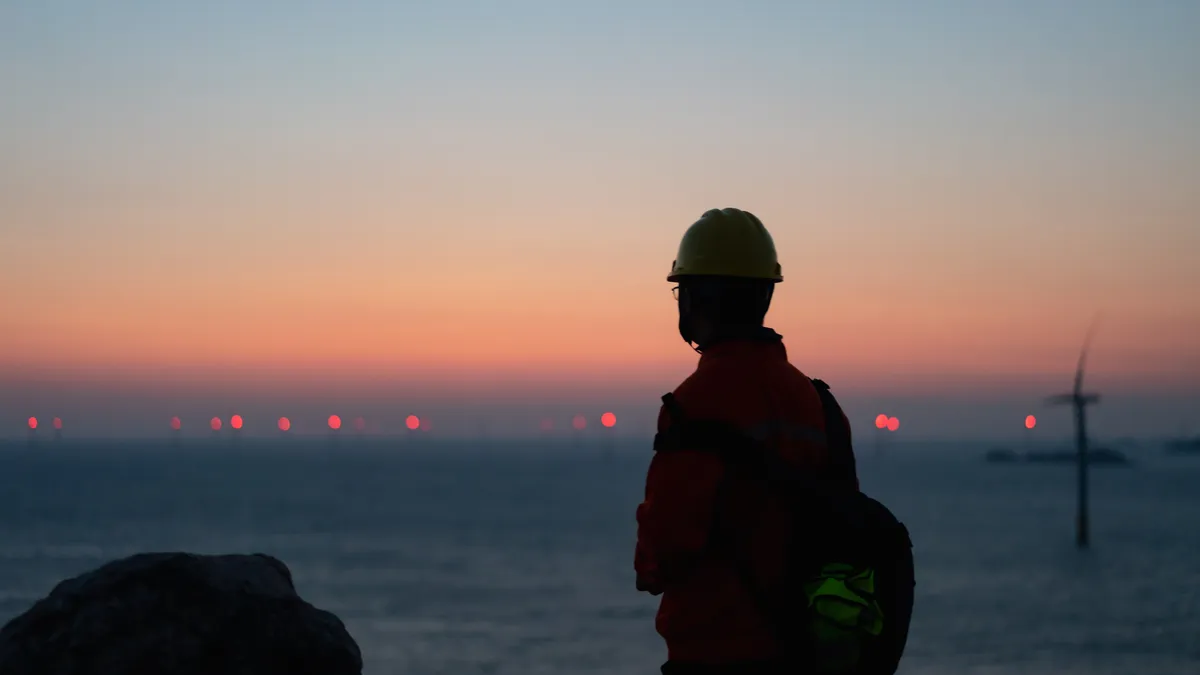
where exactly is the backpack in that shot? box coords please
[652,379,915,675]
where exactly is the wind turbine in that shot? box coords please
[1046,316,1102,549]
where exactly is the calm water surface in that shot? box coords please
[1,439,1197,674]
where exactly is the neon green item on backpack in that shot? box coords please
[802,563,885,673]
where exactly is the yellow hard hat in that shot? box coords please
[667,208,783,282]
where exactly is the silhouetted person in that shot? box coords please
[635,208,913,675]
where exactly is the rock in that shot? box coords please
[0,552,362,675]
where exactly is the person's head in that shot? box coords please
[667,208,782,350]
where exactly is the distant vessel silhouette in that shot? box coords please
[984,447,1131,466]
[1164,437,1200,455]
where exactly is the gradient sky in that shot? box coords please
[2,1,1198,439]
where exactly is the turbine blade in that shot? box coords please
[1074,312,1103,393]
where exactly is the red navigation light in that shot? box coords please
[601,412,617,428]
[170,416,182,431]
[874,414,888,429]
[328,415,342,430]
[210,417,222,431]
[278,417,291,432]
[886,417,900,432]
[406,415,420,431]
[1025,415,1037,430]
[230,414,244,430]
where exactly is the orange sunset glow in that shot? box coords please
[0,2,1196,441]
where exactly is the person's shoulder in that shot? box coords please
[667,369,707,408]
[671,359,735,397]
[667,361,758,419]
[784,359,813,383]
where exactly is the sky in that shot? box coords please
[1,1,1198,440]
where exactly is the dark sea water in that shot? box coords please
[1,438,1198,674]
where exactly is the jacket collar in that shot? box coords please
[698,326,787,361]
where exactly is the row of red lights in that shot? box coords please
[24,412,621,432]
[870,414,1037,432]
[24,412,1041,433]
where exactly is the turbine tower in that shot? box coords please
[1046,317,1102,549]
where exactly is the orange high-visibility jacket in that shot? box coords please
[635,329,858,665]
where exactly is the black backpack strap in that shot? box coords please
[811,378,858,489]
[652,393,684,452]
[662,392,684,418]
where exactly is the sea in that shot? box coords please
[1,438,1198,675]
